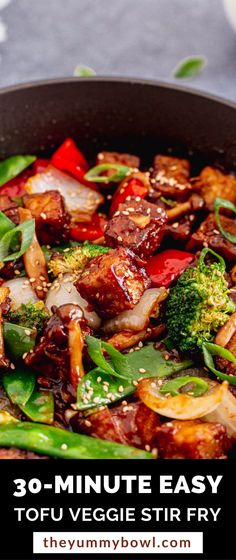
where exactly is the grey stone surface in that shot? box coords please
[0,0,235,101]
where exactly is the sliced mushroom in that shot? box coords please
[18,207,49,300]
[68,320,85,388]
[215,311,236,347]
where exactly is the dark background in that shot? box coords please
[0,0,236,100]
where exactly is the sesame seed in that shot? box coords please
[14,269,21,275]
[151,448,158,458]
[118,385,124,392]
[29,277,36,283]
[117,236,123,242]
[93,397,100,403]
[97,376,102,383]
[139,368,146,373]
[22,352,28,360]
[24,329,31,336]
[145,444,151,452]
[84,419,92,427]
[61,443,68,450]
[36,285,43,291]
[10,363,15,370]
[40,212,47,219]
[133,380,138,386]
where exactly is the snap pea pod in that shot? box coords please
[0,422,153,459]
[3,366,35,406]
[0,155,36,187]
[77,343,193,410]
[21,390,54,424]
[3,322,36,359]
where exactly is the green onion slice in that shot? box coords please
[84,164,130,183]
[160,375,209,397]
[0,211,15,237]
[0,219,35,261]
[86,335,133,379]
[214,197,236,243]
[203,342,236,386]
[198,247,226,270]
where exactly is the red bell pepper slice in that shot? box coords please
[70,214,107,242]
[0,168,32,197]
[33,158,50,174]
[145,249,194,288]
[109,178,148,217]
[51,138,98,190]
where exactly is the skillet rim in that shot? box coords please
[0,76,235,111]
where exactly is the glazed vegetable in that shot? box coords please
[0,422,153,459]
[166,248,235,352]
[70,214,107,241]
[20,390,54,424]
[202,342,236,386]
[214,198,236,243]
[52,137,89,174]
[103,288,167,334]
[46,274,101,329]
[0,216,35,262]
[138,376,228,420]
[203,390,236,436]
[86,335,134,379]
[145,249,194,288]
[4,277,39,308]
[49,242,110,277]
[0,155,36,188]
[3,367,35,406]
[25,166,104,216]
[8,302,50,335]
[3,322,36,359]
[3,367,54,424]
[109,175,149,216]
[76,341,193,410]
[84,163,130,183]
[159,375,209,397]
[19,207,49,299]
[69,321,85,387]
[214,311,236,347]
[0,211,15,237]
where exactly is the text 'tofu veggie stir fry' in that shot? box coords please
[0,138,236,460]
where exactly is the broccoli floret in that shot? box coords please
[48,242,110,277]
[9,301,50,334]
[166,248,235,352]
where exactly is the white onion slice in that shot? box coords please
[138,377,228,420]
[103,288,167,334]
[46,274,101,329]
[4,277,39,308]
[203,390,236,436]
[25,165,104,215]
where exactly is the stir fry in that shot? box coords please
[0,138,236,460]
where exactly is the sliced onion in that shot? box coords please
[46,274,101,329]
[25,165,104,215]
[203,390,236,436]
[138,377,228,420]
[4,277,39,308]
[103,288,167,334]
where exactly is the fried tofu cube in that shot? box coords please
[195,166,236,210]
[75,247,150,318]
[96,151,140,169]
[155,419,230,459]
[151,155,192,201]
[23,190,70,245]
[187,213,236,261]
[104,198,167,258]
[72,401,160,449]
